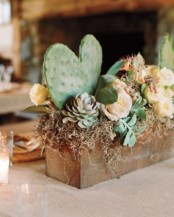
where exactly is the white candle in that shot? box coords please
[0,146,9,185]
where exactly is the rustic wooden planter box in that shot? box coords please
[45,129,174,188]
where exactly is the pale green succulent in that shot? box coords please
[62,93,99,128]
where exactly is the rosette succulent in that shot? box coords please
[62,93,99,128]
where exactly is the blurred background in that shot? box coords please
[1,0,174,126]
[1,0,174,83]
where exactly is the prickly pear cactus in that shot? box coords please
[43,34,102,109]
[80,35,102,91]
[159,34,174,71]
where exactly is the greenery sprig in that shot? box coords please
[114,93,147,147]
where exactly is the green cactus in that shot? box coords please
[80,34,102,91]
[159,34,174,71]
[43,34,102,109]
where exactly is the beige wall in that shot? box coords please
[0,23,13,59]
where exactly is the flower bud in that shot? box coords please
[29,83,48,106]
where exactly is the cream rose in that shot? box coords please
[112,79,127,90]
[144,86,174,104]
[151,67,174,87]
[101,89,132,121]
[144,85,174,118]
[137,65,158,84]
[153,99,174,118]
[29,83,48,106]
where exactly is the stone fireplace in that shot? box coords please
[11,0,174,82]
[19,11,157,82]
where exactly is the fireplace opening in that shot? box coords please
[95,32,145,73]
[22,11,157,82]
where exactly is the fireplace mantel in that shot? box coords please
[13,0,174,20]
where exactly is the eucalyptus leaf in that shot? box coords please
[123,130,132,146]
[23,105,48,113]
[114,123,127,135]
[95,74,116,95]
[128,133,136,147]
[131,93,147,120]
[122,116,131,123]
[127,114,137,126]
[95,84,118,104]
[106,59,126,75]
[131,97,147,111]
[140,99,147,107]
[135,108,146,120]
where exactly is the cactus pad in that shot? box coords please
[80,34,102,91]
[43,34,102,109]
[159,34,174,71]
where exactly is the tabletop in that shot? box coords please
[0,157,174,217]
[0,82,33,114]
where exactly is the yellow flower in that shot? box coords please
[101,89,132,121]
[29,83,48,106]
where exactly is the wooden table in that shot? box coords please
[0,120,36,135]
[0,157,174,217]
[0,82,33,115]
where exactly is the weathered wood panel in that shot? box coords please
[46,129,174,188]
[19,0,174,20]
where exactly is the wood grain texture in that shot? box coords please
[46,128,174,188]
[17,0,174,20]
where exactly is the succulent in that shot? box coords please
[62,93,99,128]
[43,34,102,109]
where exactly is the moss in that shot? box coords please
[34,108,174,163]
[34,111,116,156]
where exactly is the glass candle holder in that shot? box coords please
[0,145,9,185]
[0,131,13,167]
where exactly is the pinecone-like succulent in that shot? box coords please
[62,93,99,128]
